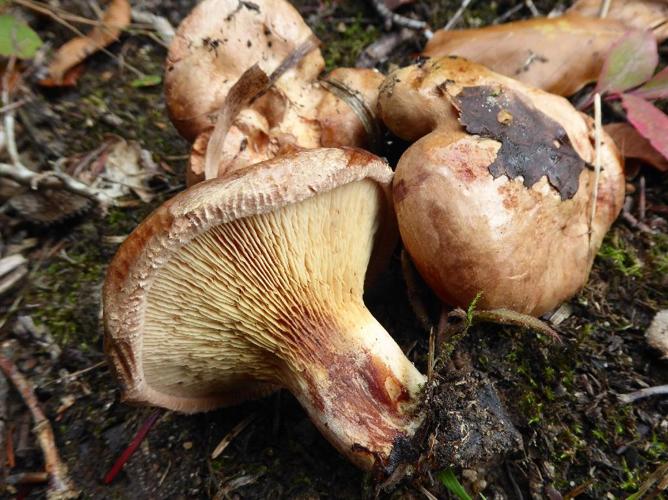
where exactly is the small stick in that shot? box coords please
[427,327,435,383]
[589,93,603,248]
[443,0,474,31]
[619,384,668,404]
[493,4,523,24]
[418,484,439,500]
[131,9,175,44]
[41,361,106,388]
[211,413,256,459]
[368,0,430,33]
[7,471,49,485]
[0,370,8,476]
[524,0,540,17]
[103,409,163,484]
[0,354,78,499]
[622,196,656,234]
[1,55,113,208]
[639,176,646,221]
[598,0,612,18]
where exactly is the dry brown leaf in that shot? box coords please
[43,0,131,85]
[423,14,629,96]
[569,0,668,42]
[605,122,668,172]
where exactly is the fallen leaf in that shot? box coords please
[38,64,86,88]
[630,66,668,100]
[77,138,160,202]
[593,30,657,97]
[604,122,668,172]
[0,14,43,59]
[42,0,131,85]
[646,309,668,359]
[423,15,629,96]
[569,0,668,42]
[621,93,668,163]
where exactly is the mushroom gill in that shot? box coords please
[104,148,424,471]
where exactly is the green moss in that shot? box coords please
[598,234,643,277]
[29,238,104,348]
[648,232,668,276]
[312,2,379,70]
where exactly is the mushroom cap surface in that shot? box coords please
[165,0,324,141]
[380,57,625,316]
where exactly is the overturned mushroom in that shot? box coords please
[165,0,384,184]
[103,148,425,471]
[379,57,625,316]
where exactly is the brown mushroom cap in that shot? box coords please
[103,147,424,470]
[379,57,625,316]
[165,0,324,141]
[166,0,385,184]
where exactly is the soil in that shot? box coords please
[1,0,667,499]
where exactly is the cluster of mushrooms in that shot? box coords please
[103,0,625,475]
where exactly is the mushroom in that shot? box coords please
[103,147,425,471]
[378,57,625,316]
[165,0,384,184]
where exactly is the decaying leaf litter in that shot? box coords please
[0,0,667,498]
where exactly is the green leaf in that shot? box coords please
[437,469,473,500]
[130,74,162,88]
[631,66,668,100]
[594,30,658,96]
[0,15,43,59]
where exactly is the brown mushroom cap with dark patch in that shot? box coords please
[379,57,625,317]
[103,147,424,470]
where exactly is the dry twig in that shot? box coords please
[211,413,257,459]
[443,0,474,31]
[131,9,175,44]
[368,0,431,33]
[0,57,113,208]
[589,92,603,248]
[0,354,78,499]
[619,384,668,404]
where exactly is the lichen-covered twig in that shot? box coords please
[131,9,175,44]
[1,56,113,209]
[0,354,78,499]
[619,384,668,404]
[368,0,430,33]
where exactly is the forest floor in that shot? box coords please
[0,0,667,499]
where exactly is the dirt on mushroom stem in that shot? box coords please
[1,0,667,499]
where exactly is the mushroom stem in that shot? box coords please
[285,309,425,471]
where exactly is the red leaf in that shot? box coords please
[595,30,658,96]
[630,66,668,100]
[604,122,668,172]
[621,94,668,163]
